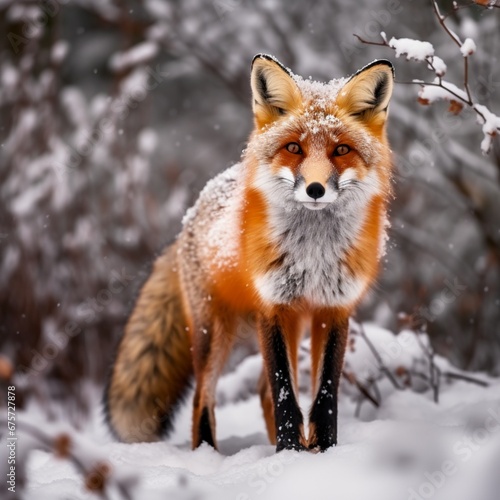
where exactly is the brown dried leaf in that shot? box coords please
[54,433,72,459]
[85,462,111,492]
[395,366,408,377]
[448,100,464,115]
[418,97,430,106]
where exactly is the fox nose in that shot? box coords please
[306,182,325,200]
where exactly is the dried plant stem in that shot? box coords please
[358,323,403,390]
[443,371,489,386]
[342,370,380,408]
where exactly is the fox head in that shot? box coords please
[246,54,394,211]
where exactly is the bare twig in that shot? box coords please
[353,34,387,47]
[342,370,380,408]
[358,323,403,390]
[414,332,441,402]
[353,378,381,418]
[370,378,382,402]
[443,1,475,19]
[431,0,462,47]
[443,371,489,386]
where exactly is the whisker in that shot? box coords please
[253,177,294,192]
[338,179,362,191]
[252,180,295,201]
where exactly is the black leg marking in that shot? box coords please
[309,325,346,451]
[198,406,215,447]
[262,318,305,452]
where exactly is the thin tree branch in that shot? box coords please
[342,370,380,408]
[431,0,462,48]
[414,333,441,403]
[443,371,489,386]
[353,34,388,47]
[358,323,403,390]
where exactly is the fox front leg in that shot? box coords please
[258,312,307,452]
[308,311,349,451]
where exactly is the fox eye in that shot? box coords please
[334,144,350,156]
[285,142,302,154]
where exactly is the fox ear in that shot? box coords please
[337,60,394,127]
[251,54,302,128]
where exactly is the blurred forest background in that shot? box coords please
[1,0,499,415]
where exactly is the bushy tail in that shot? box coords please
[105,244,192,443]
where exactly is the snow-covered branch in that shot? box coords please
[355,0,500,154]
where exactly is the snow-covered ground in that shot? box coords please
[6,324,500,500]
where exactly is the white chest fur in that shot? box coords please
[254,194,373,308]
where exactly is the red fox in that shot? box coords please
[105,54,394,452]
